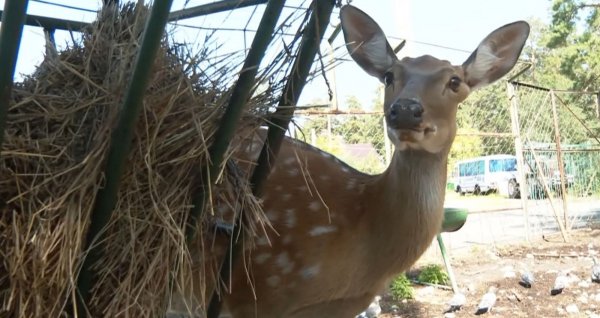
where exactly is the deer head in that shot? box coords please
[341,5,530,154]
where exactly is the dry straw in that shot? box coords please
[0,2,300,317]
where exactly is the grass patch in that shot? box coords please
[390,274,414,300]
[417,264,449,285]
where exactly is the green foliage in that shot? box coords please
[417,264,450,285]
[389,274,414,300]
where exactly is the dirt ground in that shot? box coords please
[378,229,600,318]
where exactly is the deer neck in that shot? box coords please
[364,149,448,273]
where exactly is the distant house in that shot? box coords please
[340,143,384,165]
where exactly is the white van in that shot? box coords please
[452,154,519,197]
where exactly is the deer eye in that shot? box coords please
[448,76,462,92]
[384,72,394,87]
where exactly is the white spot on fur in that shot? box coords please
[320,175,331,181]
[309,225,337,236]
[256,236,269,246]
[254,253,271,264]
[283,156,296,165]
[281,193,292,201]
[346,178,357,190]
[285,209,296,228]
[266,275,281,287]
[274,185,283,191]
[308,201,320,212]
[288,168,299,177]
[276,252,294,274]
[300,264,321,279]
[297,185,308,192]
[266,210,279,221]
[282,235,292,245]
[341,166,350,173]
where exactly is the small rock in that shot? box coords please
[565,304,579,314]
[525,253,534,259]
[594,293,600,302]
[443,313,456,318]
[577,294,588,304]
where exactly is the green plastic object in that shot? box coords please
[441,207,468,233]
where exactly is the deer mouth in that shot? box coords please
[396,124,437,141]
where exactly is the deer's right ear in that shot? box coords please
[340,5,396,81]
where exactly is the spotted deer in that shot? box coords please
[172,4,529,318]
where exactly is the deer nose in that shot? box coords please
[387,98,424,129]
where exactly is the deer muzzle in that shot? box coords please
[386,98,424,130]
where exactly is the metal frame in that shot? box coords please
[206,1,336,316]
[0,0,337,316]
[0,0,29,152]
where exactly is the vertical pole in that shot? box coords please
[0,0,29,153]
[507,82,530,243]
[595,92,599,119]
[326,42,339,112]
[437,234,459,293]
[550,90,570,230]
[383,117,391,165]
[75,1,175,316]
[203,1,289,317]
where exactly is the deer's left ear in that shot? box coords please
[462,21,530,90]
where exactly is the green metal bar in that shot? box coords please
[0,10,87,32]
[74,1,174,316]
[206,1,336,317]
[201,0,297,315]
[437,234,459,293]
[0,0,267,33]
[186,0,285,241]
[250,0,335,197]
[168,0,268,21]
[0,0,29,154]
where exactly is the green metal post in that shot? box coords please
[75,1,174,316]
[0,0,29,154]
[183,0,286,316]
[186,0,286,241]
[250,0,336,196]
[206,1,336,317]
[437,234,459,293]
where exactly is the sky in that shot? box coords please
[1,0,552,110]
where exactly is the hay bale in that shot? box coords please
[0,3,275,317]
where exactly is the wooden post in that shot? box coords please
[507,82,530,242]
[550,90,570,230]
